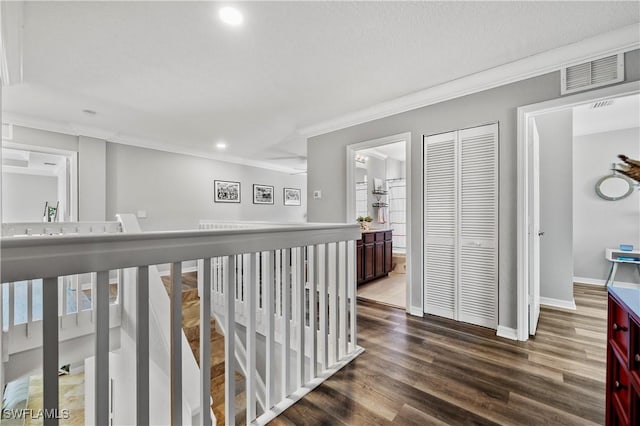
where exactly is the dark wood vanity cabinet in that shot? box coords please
[606,289,640,426]
[357,230,392,285]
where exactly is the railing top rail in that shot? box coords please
[1,221,360,282]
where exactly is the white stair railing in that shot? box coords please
[1,215,362,425]
[1,222,122,382]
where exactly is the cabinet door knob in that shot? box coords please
[613,323,628,332]
[614,380,627,390]
[635,354,640,363]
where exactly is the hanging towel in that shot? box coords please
[378,206,386,224]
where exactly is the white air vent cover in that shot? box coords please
[561,54,624,95]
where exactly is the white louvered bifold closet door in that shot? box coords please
[423,132,457,319]
[458,124,498,328]
[423,123,498,329]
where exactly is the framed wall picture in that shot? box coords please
[283,187,301,206]
[214,180,241,203]
[253,184,274,204]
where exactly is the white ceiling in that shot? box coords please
[573,94,640,136]
[2,1,640,171]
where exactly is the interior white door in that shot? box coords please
[529,118,541,335]
[458,123,498,329]
[423,131,457,319]
[423,124,498,329]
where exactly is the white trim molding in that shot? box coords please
[516,81,640,342]
[539,297,577,311]
[496,326,518,341]
[344,132,417,316]
[300,24,640,138]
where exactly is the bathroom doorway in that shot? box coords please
[346,133,411,310]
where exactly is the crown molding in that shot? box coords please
[300,24,640,138]
[2,112,301,174]
[0,1,24,86]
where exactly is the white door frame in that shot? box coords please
[345,132,415,314]
[1,141,79,221]
[516,81,640,341]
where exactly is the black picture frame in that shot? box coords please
[214,180,241,203]
[253,184,274,204]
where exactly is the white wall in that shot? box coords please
[106,143,307,231]
[1,172,58,222]
[573,127,640,285]
[536,109,575,304]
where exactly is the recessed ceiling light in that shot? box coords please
[219,6,243,26]
[82,109,97,115]
[216,141,228,150]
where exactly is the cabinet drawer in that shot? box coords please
[375,232,385,242]
[363,233,375,244]
[611,351,631,421]
[631,318,640,380]
[356,239,363,247]
[384,231,392,241]
[610,296,631,362]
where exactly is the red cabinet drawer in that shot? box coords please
[363,233,375,244]
[631,318,640,380]
[374,231,385,242]
[610,296,631,363]
[611,351,631,421]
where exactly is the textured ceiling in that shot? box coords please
[3,1,640,171]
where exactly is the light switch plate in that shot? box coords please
[313,190,322,199]
[137,210,147,219]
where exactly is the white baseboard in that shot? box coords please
[539,297,576,310]
[408,306,424,317]
[496,325,518,341]
[573,276,639,287]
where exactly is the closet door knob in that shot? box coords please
[613,323,628,332]
[635,354,640,363]
[538,231,545,237]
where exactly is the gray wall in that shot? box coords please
[78,136,106,221]
[573,127,640,284]
[536,109,574,303]
[307,49,640,329]
[106,143,306,231]
[1,172,58,222]
[4,125,307,232]
[386,158,405,180]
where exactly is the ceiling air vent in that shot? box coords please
[561,53,624,95]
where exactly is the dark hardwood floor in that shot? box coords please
[270,284,607,425]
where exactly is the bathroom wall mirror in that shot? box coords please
[595,174,635,201]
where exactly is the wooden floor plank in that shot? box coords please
[269,284,607,425]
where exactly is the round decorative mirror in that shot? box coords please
[595,174,635,201]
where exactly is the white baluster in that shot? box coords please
[339,241,348,359]
[136,266,150,425]
[309,245,317,379]
[27,280,33,335]
[95,270,110,425]
[296,247,305,388]
[200,259,212,426]
[8,282,14,328]
[348,240,357,352]
[224,256,236,425]
[281,248,291,399]
[264,251,275,409]
[320,244,328,371]
[170,262,182,425]
[330,243,338,365]
[42,277,58,426]
[246,253,257,423]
